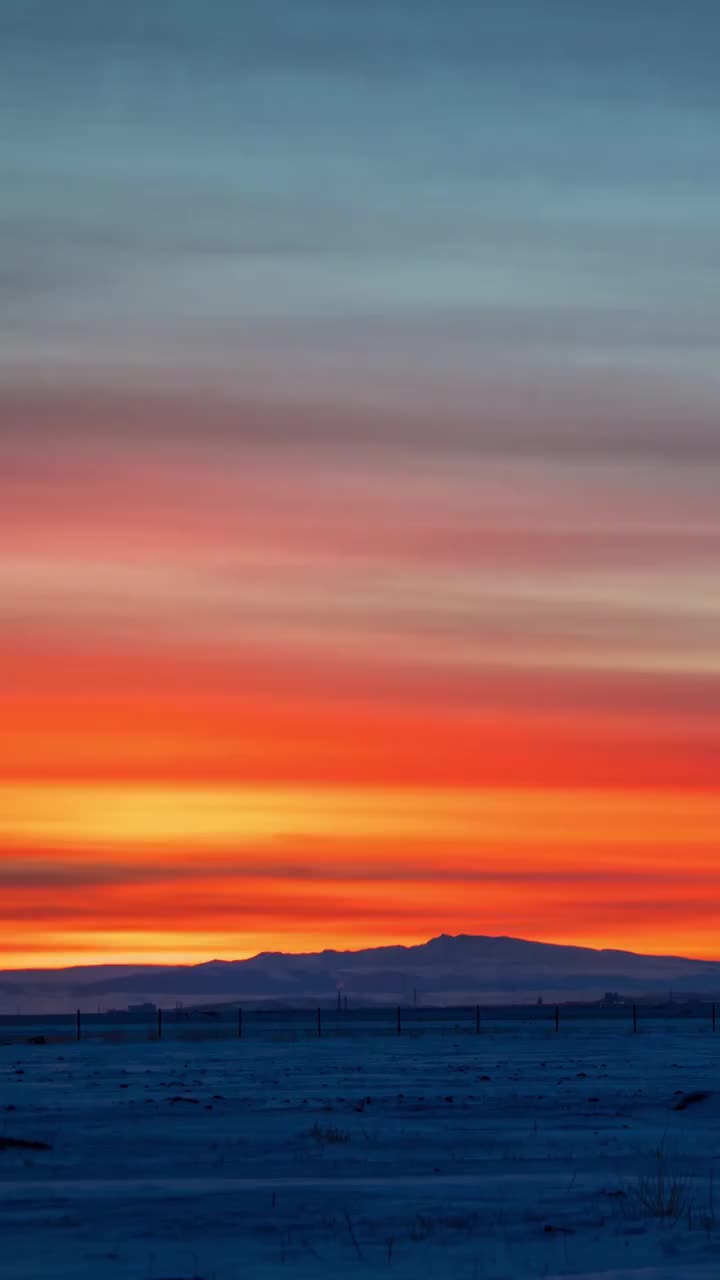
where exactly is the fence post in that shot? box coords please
[238,1007,243,1039]
[555,1005,559,1033]
[476,1005,480,1034]
[397,1006,401,1035]
[76,1009,81,1042]
[633,1004,637,1033]
[317,1007,321,1038]
[157,1007,163,1040]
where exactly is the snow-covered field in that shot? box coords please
[2,1024,720,1279]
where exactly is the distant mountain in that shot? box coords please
[2,934,720,1013]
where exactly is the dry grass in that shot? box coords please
[628,1140,691,1220]
[308,1122,351,1145]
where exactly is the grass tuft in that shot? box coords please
[627,1140,691,1220]
[309,1122,351,1145]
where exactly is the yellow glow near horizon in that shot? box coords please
[2,782,718,852]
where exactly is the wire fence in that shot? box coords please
[0,1000,719,1046]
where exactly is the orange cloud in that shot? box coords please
[3,390,720,967]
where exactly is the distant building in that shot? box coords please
[128,1001,157,1014]
[602,992,623,1006]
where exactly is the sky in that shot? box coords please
[2,0,720,967]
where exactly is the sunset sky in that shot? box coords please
[2,1,720,967]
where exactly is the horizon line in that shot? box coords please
[2,930,719,974]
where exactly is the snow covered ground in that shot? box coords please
[2,1023,720,1278]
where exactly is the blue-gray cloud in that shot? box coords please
[1,0,719,455]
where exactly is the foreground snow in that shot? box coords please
[1,1024,720,1278]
